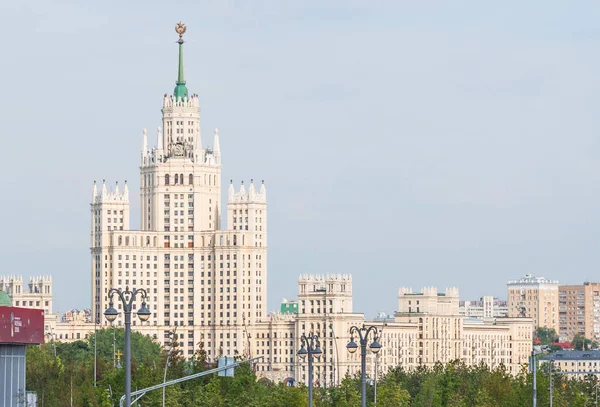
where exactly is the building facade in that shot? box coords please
[0,275,53,316]
[559,282,600,342]
[50,24,534,383]
[507,274,559,332]
[90,24,267,361]
[539,350,600,379]
[459,296,508,319]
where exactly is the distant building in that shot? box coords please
[539,350,600,378]
[459,296,508,319]
[507,274,559,332]
[558,282,600,342]
[0,275,53,316]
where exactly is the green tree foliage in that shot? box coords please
[535,327,559,345]
[25,336,600,406]
[572,333,594,351]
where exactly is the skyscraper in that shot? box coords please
[91,22,267,358]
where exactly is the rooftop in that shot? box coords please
[540,350,600,361]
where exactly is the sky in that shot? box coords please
[1,1,600,318]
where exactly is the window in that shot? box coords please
[165,174,170,185]
[189,174,193,185]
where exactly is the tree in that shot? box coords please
[572,333,592,351]
[376,379,411,407]
[535,327,558,345]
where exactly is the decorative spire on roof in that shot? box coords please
[173,21,188,100]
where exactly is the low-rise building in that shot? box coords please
[539,350,600,378]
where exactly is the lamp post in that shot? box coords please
[297,333,322,407]
[104,286,151,407]
[347,325,382,407]
[163,329,178,407]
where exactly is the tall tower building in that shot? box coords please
[507,274,559,332]
[91,23,267,358]
[558,282,600,342]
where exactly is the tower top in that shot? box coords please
[173,21,188,100]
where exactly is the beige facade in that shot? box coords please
[507,274,559,332]
[540,350,600,379]
[559,283,600,342]
[89,33,267,361]
[0,275,53,316]
[52,27,534,383]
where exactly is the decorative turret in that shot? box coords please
[141,128,148,165]
[92,180,130,203]
[228,180,267,203]
[228,179,234,201]
[92,180,98,201]
[213,128,221,164]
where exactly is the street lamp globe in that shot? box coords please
[137,301,151,322]
[313,344,323,358]
[297,345,308,360]
[347,338,358,354]
[104,302,118,323]
[370,338,382,354]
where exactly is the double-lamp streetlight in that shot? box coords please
[347,325,382,407]
[104,287,151,407]
[297,333,322,407]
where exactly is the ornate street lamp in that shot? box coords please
[297,333,322,407]
[104,287,150,407]
[347,325,381,407]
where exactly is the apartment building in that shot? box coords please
[507,274,559,331]
[559,282,600,342]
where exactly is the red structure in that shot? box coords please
[0,306,44,344]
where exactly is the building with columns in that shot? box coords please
[47,23,534,384]
[90,23,267,361]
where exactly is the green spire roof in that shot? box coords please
[0,290,12,307]
[173,22,188,100]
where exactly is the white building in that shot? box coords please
[50,23,534,383]
[459,296,508,319]
[0,275,53,316]
[90,23,266,360]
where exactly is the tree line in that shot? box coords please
[25,328,600,406]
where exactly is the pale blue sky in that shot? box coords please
[1,1,600,317]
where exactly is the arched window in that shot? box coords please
[153,236,157,246]
[233,235,237,246]
[125,236,130,246]
[118,236,122,246]
[165,174,170,185]
[175,174,179,184]
[189,174,193,185]
[180,174,184,184]
[146,236,150,246]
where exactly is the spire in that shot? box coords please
[259,180,266,200]
[92,181,98,201]
[228,180,234,201]
[101,180,107,201]
[123,180,129,200]
[249,179,256,200]
[213,128,221,163]
[173,22,188,100]
[157,127,163,150]
[142,128,148,155]
[239,180,246,195]
[114,181,120,195]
